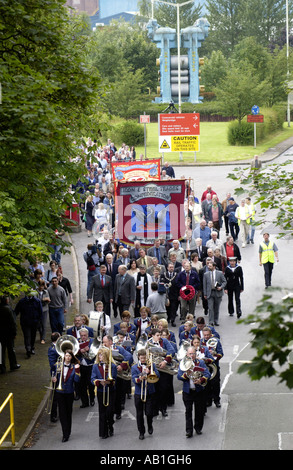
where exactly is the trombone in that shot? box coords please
[140,352,159,403]
[103,347,114,407]
[45,371,56,415]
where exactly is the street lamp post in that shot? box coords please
[286,0,290,127]
[151,0,196,113]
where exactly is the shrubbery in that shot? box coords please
[109,120,145,147]
[228,106,286,145]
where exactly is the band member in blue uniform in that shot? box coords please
[76,328,96,408]
[132,348,160,440]
[177,346,210,437]
[200,327,224,408]
[148,328,175,417]
[113,310,136,335]
[47,332,60,422]
[91,347,117,439]
[102,335,133,420]
[52,349,80,442]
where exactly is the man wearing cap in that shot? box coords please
[259,233,279,288]
[224,257,244,318]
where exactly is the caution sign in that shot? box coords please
[171,135,199,152]
[159,136,171,152]
[160,139,170,149]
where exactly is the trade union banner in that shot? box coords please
[111,159,161,183]
[115,179,186,246]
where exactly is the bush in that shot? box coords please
[110,120,145,147]
[228,106,286,145]
[228,121,254,145]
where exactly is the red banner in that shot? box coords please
[111,159,161,183]
[115,180,186,246]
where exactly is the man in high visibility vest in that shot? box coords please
[245,197,256,244]
[259,233,279,288]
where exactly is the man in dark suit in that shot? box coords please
[160,262,179,326]
[87,265,113,317]
[194,238,208,262]
[105,253,118,318]
[203,261,227,326]
[147,239,168,267]
[129,241,141,260]
[114,265,136,318]
[224,257,244,318]
[176,259,201,321]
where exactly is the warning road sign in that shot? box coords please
[160,139,170,149]
[171,135,199,152]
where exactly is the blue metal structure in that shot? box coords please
[147,18,210,104]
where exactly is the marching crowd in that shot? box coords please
[0,140,280,444]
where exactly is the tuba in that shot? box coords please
[55,335,79,391]
[87,337,102,360]
[176,339,191,361]
[112,347,132,381]
[148,342,179,376]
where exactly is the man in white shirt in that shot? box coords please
[235,199,252,248]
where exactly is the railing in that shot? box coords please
[0,393,15,446]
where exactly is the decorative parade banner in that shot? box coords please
[111,159,161,183]
[115,179,186,246]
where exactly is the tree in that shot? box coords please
[213,60,270,124]
[0,0,106,296]
[203,0,244,57]
[228,159,293,389]
[87,20,158,92]
[237,290,293,389]
[200,50,228,92]
[138,0,202,29]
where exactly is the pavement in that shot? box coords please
[1,135,293,450]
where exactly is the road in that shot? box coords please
[27,148,293,452]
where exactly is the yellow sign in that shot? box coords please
[160,139,170,149]
[171,135,199,152]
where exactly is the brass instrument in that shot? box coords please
[149,343,179,376]
[147,352,159,384]
[179,356,205,382]
[45,371,57,415]
[140,365,148,403]
[55,335,79,391]
[112,348,132,381]
[140,352,159,402]
[87,337,102,360]
[195,346,217,380]
[103,347,114,407]
[176,340,191,361]
[205,337,219,380]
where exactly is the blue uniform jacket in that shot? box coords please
[114,321,137,335]
[131,362,160,396]
[53,363,80,394]
[200,336,224,363]
[91,362,117,393]
[48,343,59,374]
